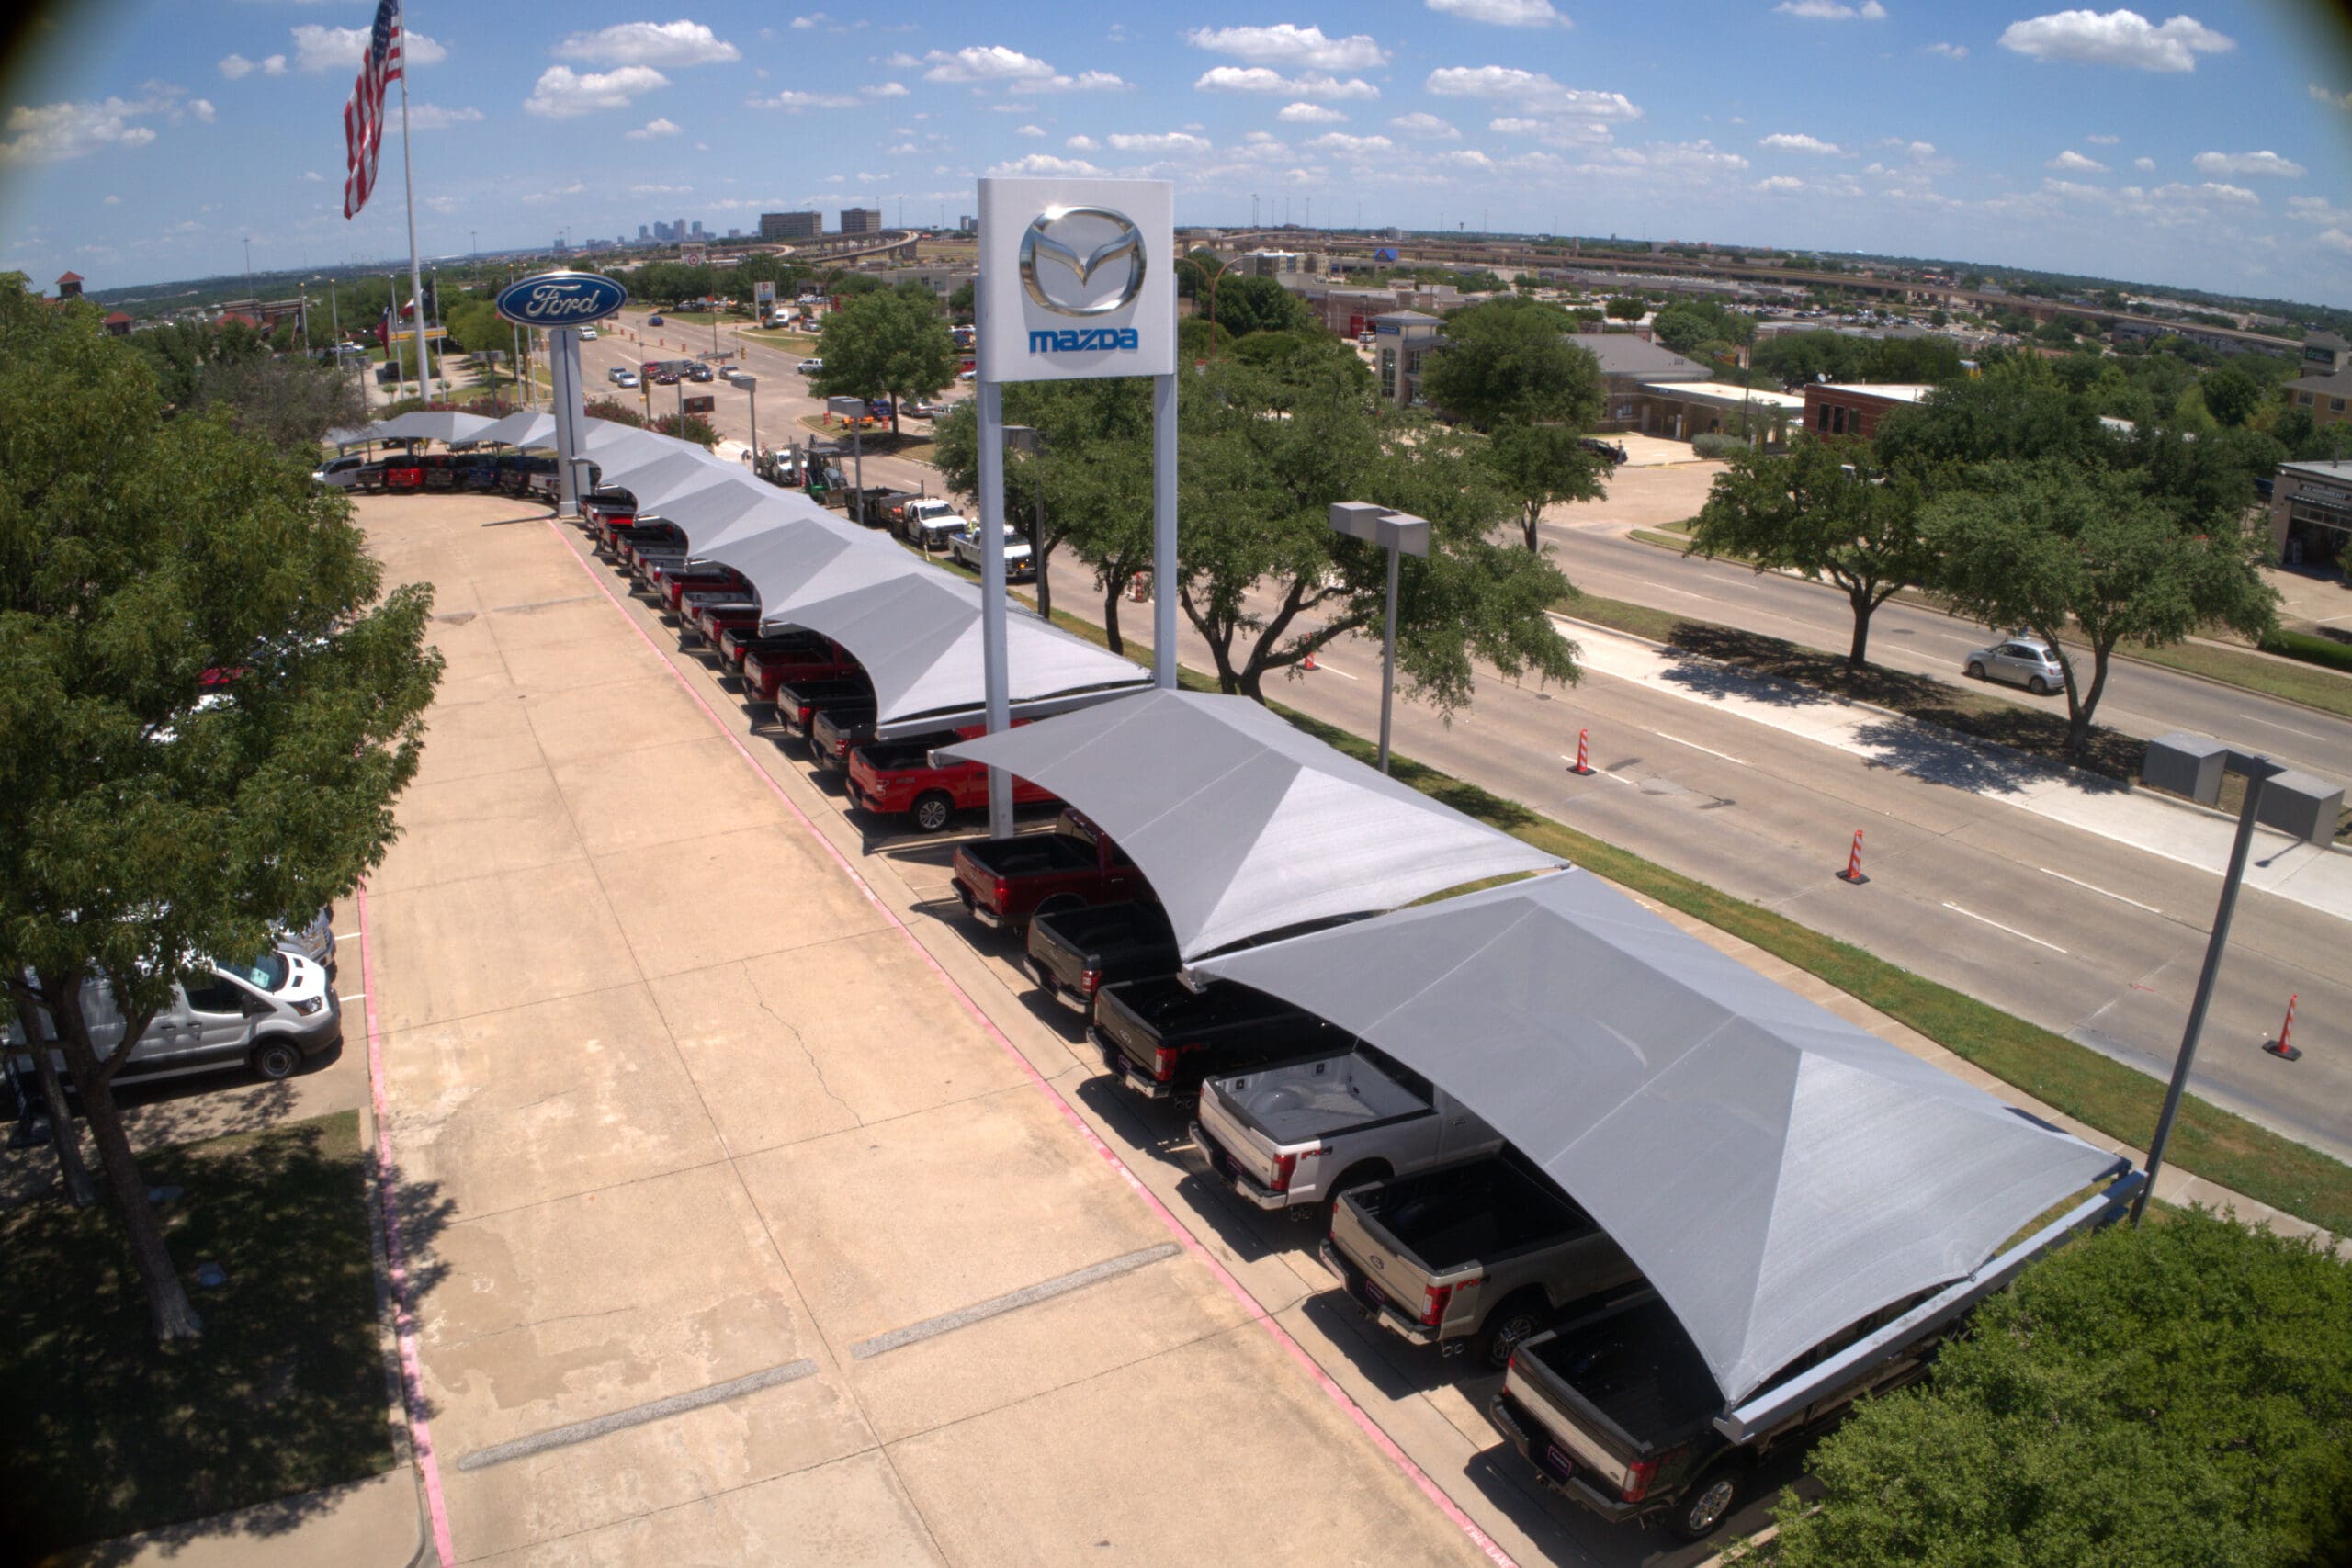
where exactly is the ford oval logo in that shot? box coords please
[495,270,628,329]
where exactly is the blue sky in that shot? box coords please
[6,2,2352,304]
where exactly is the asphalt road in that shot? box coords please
[566,315,2351,1165]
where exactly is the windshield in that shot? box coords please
[227,952,291,992]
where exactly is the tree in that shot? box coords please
[2199,364,2263,428]
[1927,460,2277,756]
[1207,274,1314,338]
[810,287,956,437]
[1175,355,1580,706]
[1419,299,1603,431]
[1485,421,1611,552]
[0,280,442,1341]
[1602,297,1645,321]
[1770,1209,2352,1568]
[1689,440,1936,667]
[1872,368,2110,469]
[946,279,974,322]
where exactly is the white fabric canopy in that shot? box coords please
[468,410,558,449]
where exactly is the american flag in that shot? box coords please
[341,0,404,220]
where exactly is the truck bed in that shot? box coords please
[1520,1294,1722,1455]
[960,833,1097,879]
[1216,1047,1429,1145]
[1355,1156,1595,1274]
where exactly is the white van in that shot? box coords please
[6,953,342,1084]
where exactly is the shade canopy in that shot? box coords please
[1191,870,2123,1405]
[369,410,496,446]
[938,690,1566,958]
[468,410,558,449]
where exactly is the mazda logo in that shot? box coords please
[1019,205,1147,318]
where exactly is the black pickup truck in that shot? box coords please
[1088,977,1350,1102]
[773,681,872,744]
[1027,901,1179,1019]
[809,703,880,772]
[1487,1288,1943,1542]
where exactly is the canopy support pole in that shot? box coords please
[1152,371,1178,690]
[978,341,1013,839]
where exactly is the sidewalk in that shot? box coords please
[55,1467,421,1568]
[1560,614,2352,925]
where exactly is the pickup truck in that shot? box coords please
[771,677,869,740]
[685,600,762,650]
[947,523,1036,581]
[719,626,820,677]
[899,498,969,550]
[1193,1043,1503,1217]
[655,569,747,618]
[1487,1289,1941,1542]
[845,732,1057,831]
[1088,977,1351,1103]
[808,703,882,773]
[950,810,1144,937]
[741,640,858,705]
[1026,901,1178,1018]
[1323,1153,1643,1370]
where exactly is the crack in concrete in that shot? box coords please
[744,964,856,1125]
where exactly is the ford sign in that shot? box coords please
[495,270,628,330]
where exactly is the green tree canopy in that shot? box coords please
[1771,1209,2352,1568]
[1690,439,1935,667]
[1484,420,1611,552]
[1419,299,1604,431]
[0,279,442,1340]
[811,286,956,436]
[2198,363,2264,427]
[1208,274,1315,338]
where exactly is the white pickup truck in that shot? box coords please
[899,497,970,551]
[1193,1044,1501,1214]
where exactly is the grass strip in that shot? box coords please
[1025,596,2352,1235]
[0,1110,396,1553]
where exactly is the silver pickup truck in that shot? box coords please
[1193,1044,1501,1214]
[1324,1152,1643,1370]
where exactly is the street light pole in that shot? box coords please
[1329,502,1430,773]
[741,374,759,464]
[826,397,866,517]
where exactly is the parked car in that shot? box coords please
[809,703,882,773]
[605,366,627,384]
[1089,977,1351,1103]
[1487,1287,1943,1542]
[1193,1043,1502,1216]
[948,523,1035,580]
[951,810,1143,937]
[688,363,715,383]
[1581,437,1629,466]
[797,357,824,375]
[615,369,640,389]
[899,498,969,550]
[1323,1153,1643,1369]
[901,400,943,420]
[1964,636,2065,695]
[1026,900,1178,1018]
[277,906,338,980]
[5,951,342,1085]
[312,453,371,490]
[845,731,1057,832]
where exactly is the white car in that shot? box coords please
[948,523,1035,580]
[581,327,599,341]
[615,369,639,389]
[797,357,824,376]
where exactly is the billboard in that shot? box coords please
[754,279,776,306]
[975,177,1173,383]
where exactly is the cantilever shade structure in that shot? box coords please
[1191,870,2125,1405]
[369,409,496,446]
[938,689,1566,959]
[467,409,558,450]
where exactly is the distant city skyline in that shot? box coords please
[5,3,2351,306]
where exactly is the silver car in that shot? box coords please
[1965,636,2066,695]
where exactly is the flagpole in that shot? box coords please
[396,2,432,398]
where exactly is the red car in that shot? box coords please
[846,729,1057,833]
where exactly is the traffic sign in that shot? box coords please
[683,395,715,413]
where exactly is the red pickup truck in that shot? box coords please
[743,639,858,705]
[659,567,748,617]
[687,600,763,649]
[950,810,1147,936]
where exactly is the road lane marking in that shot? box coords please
[851,1244,1180,1360]
[1650,729,1747,765]
[456,1359,820,1471]
[2234,712,2332,743]
[1559,754,1634,784]
[1310,658,1360,680]
[1941,901,2069,954]
[2038,866,2163,915]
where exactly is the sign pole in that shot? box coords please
[977,276,1014,839]
[550,324,585,518]
[1152,372,1179,689]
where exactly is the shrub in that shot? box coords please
[2260,627,2352,674]
[1771,1208,2352,1568]
[1692,432,1750,460]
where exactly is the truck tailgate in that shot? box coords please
[1196,1083,1283,1192]
[1328,1190,1436,1317]
[1498,1359,1641,1495]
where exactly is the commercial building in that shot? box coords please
[1372,310,1443,408]
[1803,382,1939,441]
[1240,249,1306,277]
[1636,381,1807,444]
[839,208,883,235]
[2270,458,2352,573]
[761,210,821,241]
[958,215,978,233]
[1567,333,1708,430]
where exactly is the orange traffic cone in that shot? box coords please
[1567,728,1594,776]
[1302,650,1318,671]
[1837,829,1868,886]
[2265,994,2301,1061]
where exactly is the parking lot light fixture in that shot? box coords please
[1329,502,1430,773]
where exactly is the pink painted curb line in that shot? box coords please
[548,518,1520,1567]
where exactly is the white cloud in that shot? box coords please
[2084,132,2120,143]
[751,88,859,110]
[1193,67,1378,99]
[1774,0,1887,18]
[1759,131,1843,155]
[189,98,214,123]
[922,44,1050,80]
[103,191,121,202]
[1016,122,1046,136]
[2312,83,2352,111]
[1276,101,1348,123]
[1997,9,2233,73]
[1425,0,1570,26]
[0,85,214,164]
[864,81,909,97]
[1756,175,1804,192]
[1306,131,1396,155]
[2318,229,2352,256]
[2288,195,2349,224]
[986,152,1106,176]
[263,55,288,78]
[625,116,684,139]
[526,64,668,117]
[2048,149,2107,172]
[2192,149,2305,178]
[628,182,692,196]
[219,54,255,80]
[1066,134,1098,150]
[1585,138,1748,174]
[1106,131,1211,153]
[1924,40,1968,58]
[553,20,738,67]
[1423,66,1639,120]
[1487,115,1612,149]
[1388,111,1461,141]
[2175,179,2256,206]
[1183,25,1386,71]
[291,25,447,73]
[406,103,484,130]
[2133,154,2155,170]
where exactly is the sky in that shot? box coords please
[4,2,2352,306]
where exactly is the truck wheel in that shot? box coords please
[912,791,955,833]
[1669,1466,1742,1542]
[1476,1291,1550,1371]
[248,1040,301,1082]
